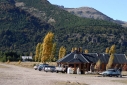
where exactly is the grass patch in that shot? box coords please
[3,62,57,68]
[0,64,9,68]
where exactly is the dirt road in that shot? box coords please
[0,63,127,85]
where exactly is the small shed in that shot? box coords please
[22,56,33,61]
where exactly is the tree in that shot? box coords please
[106,44,115,70]
[71,47,75,52]
[35,43,41,62]
[38,43,43,62]
[41,32,54,63]
[105,47,109,54]
[50,43,56,62]
[18,60,21,64]
[84,49,89,54]
[79,47,82,53]
[95,59,101,71]
[59,46,66,59]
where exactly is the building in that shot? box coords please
[57,50,127,74]
[22,56,33,61]
[57,50,95,74]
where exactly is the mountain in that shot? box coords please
[1,0,127,56]
[57,6,127,27]
[0,1,53,54]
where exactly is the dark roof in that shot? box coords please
[84,53,99,63]
[114,54,127,64]
[57,51,94,63]
[87,53,127,64]
[57,52,127,64]
[67,58,84,63]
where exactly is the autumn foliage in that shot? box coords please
[41,32,54,63]
[59,46,66,59]
[106,45,115,70]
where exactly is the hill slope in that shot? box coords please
[0,2,53,54]
[57,6,127,27]
[1,0,127,56]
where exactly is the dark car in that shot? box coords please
[100,69,121,77]
[44,66,56,72]
[37,63,49,71]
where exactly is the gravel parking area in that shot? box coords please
[0,63,127,85]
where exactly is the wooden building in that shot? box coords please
[57,50,127,74]
[57,50,95,74]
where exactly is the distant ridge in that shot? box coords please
[56,5,127,27]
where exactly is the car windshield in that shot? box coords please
[45,66,55,68]
[107,69,115,72]
[39,64,48,66]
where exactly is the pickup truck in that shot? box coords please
[55,66,67,73]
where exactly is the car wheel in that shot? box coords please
[116,75,118,77]
[39,69,42,71]
[109,74,112,77]
[103,73,106,77]
[56,70,58,73]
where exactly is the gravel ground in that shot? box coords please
[0,63,127,85]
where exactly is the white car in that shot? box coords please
[33,64,39,70]
[44,66,56,72]
[100,69,121,77]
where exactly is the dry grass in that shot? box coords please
[4,62,57,68]
[0,64,9,68]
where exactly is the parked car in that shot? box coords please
[33,64,39,70]
[44,66,56,72]
[37,63,49,71]
[55,66,67,73]
[100,69,121,77]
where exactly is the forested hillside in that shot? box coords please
[0,2,53,55]
[0,0,127,61]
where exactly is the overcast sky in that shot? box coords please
[48,0,127,21]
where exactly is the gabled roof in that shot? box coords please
[57,51,127,64]
[114,54,127,64]
[57,51,94,63]
[87,53,127,64]
[84,53,99,63]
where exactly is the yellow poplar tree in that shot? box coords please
[74,47,78,51]
[95,59,101,70]
[7,59,10,64]
[38,43,43,62]
[35,43,41,62]
[59,46,66,59]
[106,44,115,70]
[41,32,54,63]
[84,49,89,54]
[79,47,82,53]
[18,60,21,64]
[105,47,110,54]
[50,43,56,62]
[71,47,75,52]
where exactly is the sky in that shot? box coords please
[48,0,127,21]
